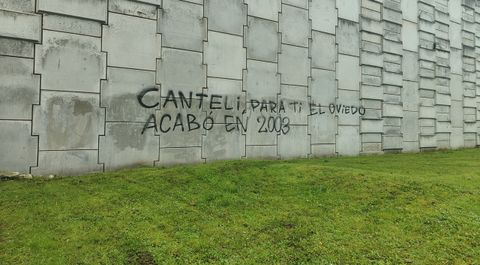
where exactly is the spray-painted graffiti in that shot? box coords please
[137,87,366,135]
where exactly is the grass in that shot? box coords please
[1,149,480,265]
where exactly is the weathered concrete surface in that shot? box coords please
[0,0,479,175]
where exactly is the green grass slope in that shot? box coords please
[1,149,480,264]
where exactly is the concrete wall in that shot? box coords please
[0,0,479,175]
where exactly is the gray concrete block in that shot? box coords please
[158,48,206,95]
[33,91,105,150]
[310,0,337,34]
[337,90,360,126]
[337,54,360,90]
[403,141,420,152]
[245,17,279,62]
[109,0,158,19]
[278,45,309,86]
[43,14,102,37]
[337,0,360,22]
[451,100,464,128]
[449,0,462,23]
[101,67,158,122]
[336,126,361,155]
[311,144,336,157]
[402,0,418,22]
[35,31,106,93]
[244,60,280,99]
[383,136,403,150]
[0,9,41,41]
[203,125,245,161]
[278,126,309,158]
[99,123,159,171]
[310,69,336,104]
[158,147,203,166]
[157,105,205,148]
[280,85,308,125]
[37,0,107,22]
[102,13,161,70]
[32,150,102,176]
[0,56,39,120]
[245,145,277,159]
[283,0,308,8]
[0,0,35,12]
[450,74,463,101]
[361,119,383,133]
[244,0,280,21]
[205,31,246,79]
[450,22,462,49]
[403,20,419,51]
[0,37,33,58]
[464,133,477,147]
[337,19,360,56]
[402,111,419,141]
[310,115,337,144]
[403,51,419,81]
[206,78,245,122]
[158,0,206,51]
[311,31,336,70]
[362,142,383,153]
[279,4,309,47]
[205,0,246,35]
[245,112,277,146]
[0,121,37,173]
[402,81,419,111]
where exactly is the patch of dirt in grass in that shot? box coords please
[126,250,157,265]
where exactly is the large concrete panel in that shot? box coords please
[337,126,361,156]
[205,0,246,35]
[310,0,337,34]
[205,32,246,79]
[33,91,105,150]
[245,17,279,62]
[109,0,158,20]
[0,10,41,41]
[101,67,158,122]
[0,56,39,120]
[158,147,203,166]
[244,0,280,21]
[0,121,37,173]
[337,0,360,22]
[0,37,34,58]
[157,48,206,95]
[278,126,309,159]
[99,123,159,171]
[43,14,102,37]
[35,31,106,93]
[203,125,245,161]
[279,5,309,47]
[158,0,206,51]
[32,150,102,176]
[244,60,280,99]
[278,45,309,86]
[37,0,107,22]
[0,0,35,12]
[337,55,360,91]
[102,13,161,70]
[311,32,336,70]
[337,19,359,56]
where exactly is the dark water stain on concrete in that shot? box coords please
[73,99,93,116]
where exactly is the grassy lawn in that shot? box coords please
[1,149,480,264]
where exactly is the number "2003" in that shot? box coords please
[257,116,291,135]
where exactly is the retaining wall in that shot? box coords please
[0,0,479,175]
